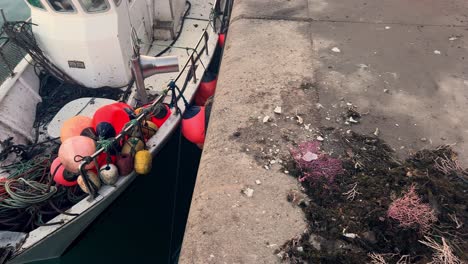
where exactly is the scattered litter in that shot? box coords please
[349,117,359,124]
[325,117,331,121]
[296,115,304,125]
[357,64,369,69]
[274,106,282,114]
[449,36,459,41]
[284,170,289,174]
[346,102,353,106]
[264,165,270,170]
[242,188,254,197]
[343,233,359,239]
[346,130,352,134]
[255,180,262,185]
[331,47,341,53]
[344,107,361,124]
[383,89,390,93]
[395,124,399,127]
[263,116,270,123]
[434,50,441,55]
[297,246,304,252]
[420,137,427,142]
[305,124,311,130]
[302,152,319,162]
[385,26,391,30]
[374,128,380,136]
[270,160,277,164]
[316,136,324,141]
[316,103,324,109]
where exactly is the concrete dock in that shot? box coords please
[180,0,468,262]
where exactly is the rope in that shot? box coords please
[155,1,192,57]
[167,127,184,263]
[2,178,57,209]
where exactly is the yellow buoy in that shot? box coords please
[134,150,152,175]
[77,171,101,194]
[142,120,158,139]
[121,137,144,156]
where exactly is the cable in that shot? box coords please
[155,1,192,57]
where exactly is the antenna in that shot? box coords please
[0,9,7,24]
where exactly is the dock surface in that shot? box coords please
[180,0,468,262]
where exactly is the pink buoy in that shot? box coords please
[58,136,96,173]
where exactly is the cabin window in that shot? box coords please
[79,0,110,13]
[47,0,76,12]
[113,0,121,6]
[26,0,46,9]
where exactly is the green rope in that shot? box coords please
[97,138,115,153]
[2,178,57,209]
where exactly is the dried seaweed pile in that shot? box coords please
[34,74,124,129]
[279,131,468,264]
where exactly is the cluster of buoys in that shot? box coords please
[52,102,170,193]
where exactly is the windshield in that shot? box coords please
[79,0,109,13]
[26,0,46,9]
[47,0,76,12]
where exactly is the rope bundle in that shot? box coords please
[0,154,86,232]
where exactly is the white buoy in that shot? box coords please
[77,171,101,194]
[99,164,119,185]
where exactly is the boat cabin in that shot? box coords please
[23,0,186,88]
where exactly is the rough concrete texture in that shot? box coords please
[179,14,313,264]
[181,0,468,262]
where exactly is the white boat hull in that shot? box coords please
[0,56,41,146]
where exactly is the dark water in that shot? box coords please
[34,130,202,264]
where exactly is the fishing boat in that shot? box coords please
[0,0,230,262]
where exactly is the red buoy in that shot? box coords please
[218,33,226,47]
[51,157,78,187]
[181,106,206,145]
[194,72,217,106]
[92,103,132,135]
[97,153,117,168]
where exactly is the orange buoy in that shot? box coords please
[194,72,217,106]
[60,116,93,143]
[58,136,96,173]
[181,106,206,145]
[218,33,226,47]
[92,103,132,135]
[51,157,78,187]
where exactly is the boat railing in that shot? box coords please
[0,28,26,86]
[78,26,213,199]
[0,12,31,87]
